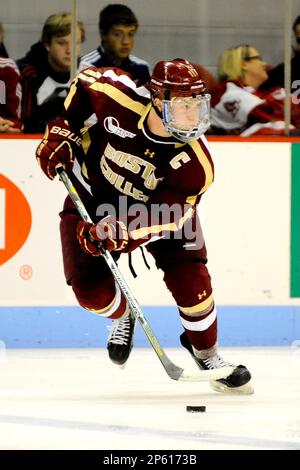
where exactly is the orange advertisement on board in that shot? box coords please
[0,173,32,265]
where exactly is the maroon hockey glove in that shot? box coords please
[36,118,82,180]
[76,215,129,257]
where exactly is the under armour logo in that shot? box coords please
[144,149,155,158]
[198,290,207,300]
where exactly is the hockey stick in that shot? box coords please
[56,164,234,382]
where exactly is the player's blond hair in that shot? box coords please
[41,12,85,45]
[217,44,252,82]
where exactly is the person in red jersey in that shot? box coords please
[0,22,22,133]
[36,59,253,394]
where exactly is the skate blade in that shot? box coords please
[209,379,254,394]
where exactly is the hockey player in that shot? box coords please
[36,58,253,394]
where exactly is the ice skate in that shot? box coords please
[180,332,254,394]
[107,313,136,366]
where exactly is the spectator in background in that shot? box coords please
[17,36,48,72]
[19,12,85,133]
[0,22,8,57]
[193,65,217,96]
[79,4,150,86]
[262,15,300,91]
[0,22,22,133]
[210,44,300,136]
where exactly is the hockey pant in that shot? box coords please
[59,197,217,351]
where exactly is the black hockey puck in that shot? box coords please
[186,405,206,412]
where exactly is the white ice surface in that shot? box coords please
[0,347,299,450]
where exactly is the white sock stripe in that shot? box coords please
[91,283,122,317]
[101,283,122,317]
[180,307,217,332]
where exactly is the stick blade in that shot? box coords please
[176,365,235,382]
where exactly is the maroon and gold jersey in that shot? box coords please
[63,67,214,250]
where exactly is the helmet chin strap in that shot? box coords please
[151,88,171,120]
[151,97,163,119]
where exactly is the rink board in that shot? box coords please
[0,137,299,347]
[0,305,300,348]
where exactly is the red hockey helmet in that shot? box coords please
[149,59,210,142]
[149,58,206,99]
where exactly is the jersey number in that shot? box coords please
[0,188,5,249]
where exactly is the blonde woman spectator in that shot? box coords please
[0,22,22,133]
[210,44,300,136]
[19,13,85,133]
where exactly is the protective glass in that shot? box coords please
[162,94,211,142]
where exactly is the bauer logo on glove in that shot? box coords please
[50,125,82,145]
[36,118,82,180]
